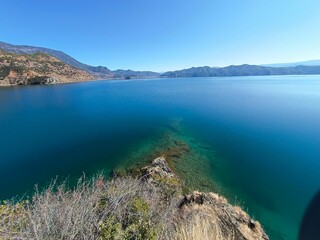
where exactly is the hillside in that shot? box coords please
[0,50,95,86]
[161,64,320,78]
[0,41,113,78]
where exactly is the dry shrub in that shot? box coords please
[0,175,179,240]
[0,174,245,240]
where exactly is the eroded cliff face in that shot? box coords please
[142,157,269,240]
[0,50,95,86]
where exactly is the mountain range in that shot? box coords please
[161,64,320,78]
[0,41,160,80]
[1,40,320,86]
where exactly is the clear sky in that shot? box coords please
[1,0,320,72]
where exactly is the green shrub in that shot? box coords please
[0,200,28,234]
[0,66,10,79]
[98,217,122,240]
[9,62,26,74]
[124,198,158,239]
[152,175,182,201]
[98,196,159,239]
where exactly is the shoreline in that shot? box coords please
[0,76,162,88]
[2,73,320,88]
[0,155,269,239]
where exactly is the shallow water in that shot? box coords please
[1,75,320,239]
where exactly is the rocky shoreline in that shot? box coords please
[141,156,269,240]
[0,155,269,239]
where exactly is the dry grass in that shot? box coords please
[170,204,235,240]
[0,175,180,240]
[173,215,224,240]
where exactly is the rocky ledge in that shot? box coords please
[10,76,61,85]
[142,157,269,240]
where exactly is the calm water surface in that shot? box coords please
[1,75,320,239]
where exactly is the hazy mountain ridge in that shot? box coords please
[161,64,320,78]
[113,69,161,79]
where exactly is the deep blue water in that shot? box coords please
[1,75,320,239]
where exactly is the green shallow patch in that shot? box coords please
[113,118,223,193]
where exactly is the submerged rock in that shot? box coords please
[141,157,177,180]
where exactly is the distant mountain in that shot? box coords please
[161,64,320,78]
[2,41,320,83]
[113,69,161,79]
[0,49,94,86]
[0,41,159,79]
[262,60,320,68]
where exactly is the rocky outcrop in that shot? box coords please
[142,157,269,240]
[179,192,269,240]
[141,157,178,181]
[8,76,61,85]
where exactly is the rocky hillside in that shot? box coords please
[0,41,114,78]
[0,49,95,86]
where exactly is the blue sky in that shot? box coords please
[1,0,320,71]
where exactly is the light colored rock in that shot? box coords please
[142,157,177,179]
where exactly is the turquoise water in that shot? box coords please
[1,76,320,239]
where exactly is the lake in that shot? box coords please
[1,75,320,239]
